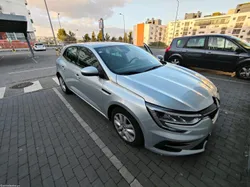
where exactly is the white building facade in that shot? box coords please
[0,0,35,41]
[166,11,250,46]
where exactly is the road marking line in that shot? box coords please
[53,88,142,187]
[52,77,59,85]
[0,87,6,99]
[8,66,56,75]
[32,58,38,63]
[24,81,43,93]
[206,76,250,85]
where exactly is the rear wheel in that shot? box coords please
[170,57,181,65]
[111,107,144,146]
[236,64,250,80]
[59,76,71,94]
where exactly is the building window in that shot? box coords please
[232,29,241,34]
[233,17,236,20]
[240,36,243,38]
[237,16,246,22]
[200,26,206,29]
[242,30,245,32]
[235,23,243,28]
[220,31,225,34]
[211,31,215,33]
[199,31,205,34]
[6,33,17,40]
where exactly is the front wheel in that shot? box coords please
[59,76,71,94]
[111,107,144,146]
[236,64,250,80]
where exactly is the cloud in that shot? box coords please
[27,0,131,37]
[27,0,130,19]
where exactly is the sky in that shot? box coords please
[27,0,249,38]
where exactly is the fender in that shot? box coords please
[168,53,183,60]
[236,58,250,70]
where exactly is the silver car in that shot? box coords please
[56,42,220,156]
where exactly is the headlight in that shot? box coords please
[146,102,202,129]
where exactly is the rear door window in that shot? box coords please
[186,37,206,49]
[176,39,186,48]
[63,46,78,63]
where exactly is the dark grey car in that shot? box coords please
[164,34,250,79]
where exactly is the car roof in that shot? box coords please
[174,34,232,40]
[67,42,130,49]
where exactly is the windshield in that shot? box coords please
[231,36,250,49]
[95,45,162,75]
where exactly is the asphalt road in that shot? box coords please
[0,50,57,87]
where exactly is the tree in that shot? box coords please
[91,31,96,42]
[83,33,91,42]
[67,30,76,42]
[123,33,128,43]
[149,41,167,48]
[111,37,116,42]
[97,31,103,41]
[128,31,133,44]
[57,28,67,41]
[118,36,123,42]
[105,33,110,41]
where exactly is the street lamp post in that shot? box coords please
[44,0,57,45]
[172,0,179,40]
[119,13,126,42]
[58,13,62,29]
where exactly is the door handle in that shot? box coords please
[102,88,111,95]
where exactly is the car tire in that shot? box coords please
[111,107,144,146]
[169,57,181,65]
[58,76,71,94]
[236,64,250,80]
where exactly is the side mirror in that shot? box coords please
[156,55,164,61]
[81,66,99,76]
[235,48,244,54]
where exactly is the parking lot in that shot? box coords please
[0,50,249,187]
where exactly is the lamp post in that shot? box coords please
[44,0,57,45]
[172,0,179,40]
[58,13,62,29]
[119,13,126,42]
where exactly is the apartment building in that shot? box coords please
[0,0,35,48]
[133,18,167,46]
[165,2,250,46]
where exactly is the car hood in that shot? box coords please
[117,64,218,112]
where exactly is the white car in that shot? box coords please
[33,43,46,51]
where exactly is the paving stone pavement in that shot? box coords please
[56,78,250,187]
[0,75,249,187]
[0,89,130,187]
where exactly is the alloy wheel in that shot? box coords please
[171,58,180,65]
[59,77,67,92]
[239,66,250,79]
[114,113,136,142]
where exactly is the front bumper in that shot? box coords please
[34,48,46,51]
[141,107,219,156]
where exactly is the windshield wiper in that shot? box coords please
[143,65,163,72]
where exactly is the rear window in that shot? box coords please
[176,39,186,48]
[35,43,44,46]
